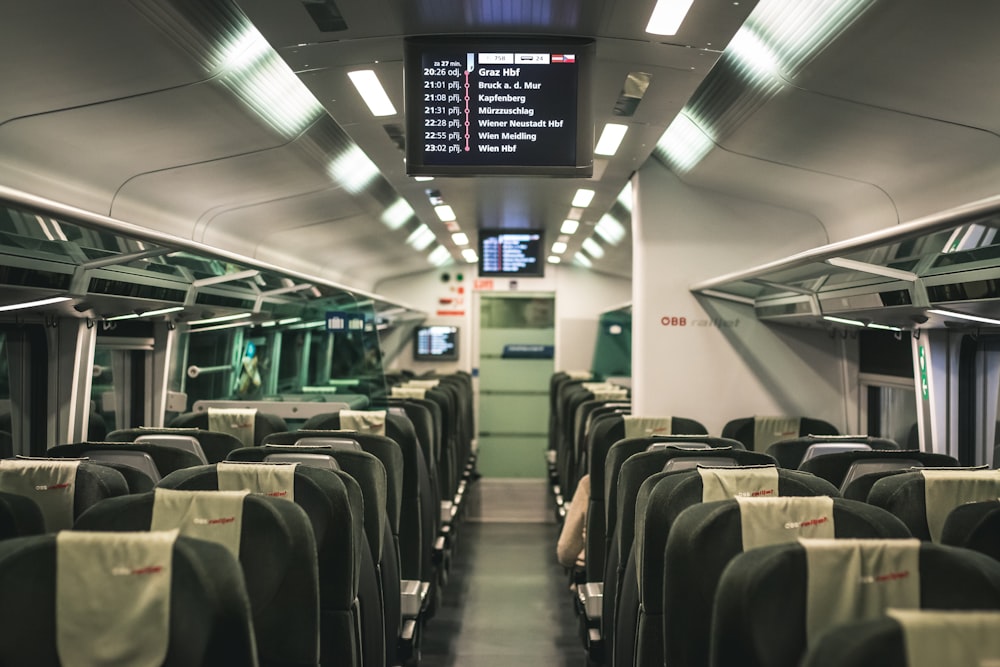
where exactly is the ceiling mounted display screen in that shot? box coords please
[478,228,544,277]
[404,37,594,177]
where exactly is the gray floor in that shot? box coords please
[420,485,586,666]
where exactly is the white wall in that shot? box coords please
[375,264,631,374]
[632,159,860,435]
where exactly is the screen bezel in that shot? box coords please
[403,36,594,177]
[413,325,460,362]
[477,228,545,278]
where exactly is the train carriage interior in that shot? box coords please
[5,0,1000,665]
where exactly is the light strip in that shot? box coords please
[142,306,184,318]
[0,296,71,313]
[462,248,479,263]
[823,315,866,327]
[187,312,253,326]
[574,252,593,268]
[826,257,918,282]
[186,320,253,334]
[561,219,580,234]
[595,214,626,245]
[548,256,562,264]
[452,232,469,246]
[551,241,568,254]
[105,313,140,322]
[594,123,629,156]
[928,309,1000,326]
[582,237,605,259]
[645,0,695,35]
[329,145,379,194]
[406,224,436,251]
[381,199,414,230]
[616,182,633,213]
[428,246,452,266]
[434,205,456,222]
[572,189,595,208]
[655,113,715,173]
[867,323,903,332]
[347,70,397,117]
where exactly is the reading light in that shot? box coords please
[462,248,479,263]
[572,189,595,208]
[594,123,629,156]
[928,309,1000,326]
[645,0,695,35]
[347,70,398,117]
[548,256,562,264]
[561,219,580,234]
[0,296,71,313]
[434,205,456,222]
[551,241,568,254]
[428,246,452,266]
[823,315,866,327]
[187,313,253,326]
[574,252,593,268]
[452,232,469,246]
[582,237,605,259]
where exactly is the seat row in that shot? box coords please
[0,371,476,667]
[547,370,1000,667]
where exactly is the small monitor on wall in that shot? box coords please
[403,36,594,177]
[414,325,459,361]
[478,228,544,278]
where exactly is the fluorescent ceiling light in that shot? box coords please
[574,253,593,268]
[561,219,580,235]
[823,315,866,327]
[582,237,605,259]
[928,309,1000,326]
[572,189,595,208]
[867,323,902,332]
[381,199,414,230]
[279,317,302,325]
[616,182,633,213]
[428,246,452,266]
[548,256,562,264]
[329,145,379,194]
[187,312,252,326]
[655,112,715,173]
[142,306,184,318]
[645,0,695,35]
[0,296,71,313]
[414,176,434,182]
[595,214,626,245]
[462,248,479,263]
[594,123,629,156]
[347,70,397,117]
[187,320,253,334]
[434,205,456,222]
[105,313,140,322]
[551,241,568,254]
[406,224,436,251]
[452,232,469,246]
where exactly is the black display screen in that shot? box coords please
[404,37,594,177]
[414,325,459,361]
[479,229,544,277]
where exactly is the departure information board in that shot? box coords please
[414,326,459,361]
[479,229,544,277]
[405,38,593,177]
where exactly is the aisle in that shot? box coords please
[420,520,585,667]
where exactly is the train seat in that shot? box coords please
[107,427,242,464]
[660,497,909,667]
[0,531,257,666]
[941,499,1000,562]
[623,466,842,667]
[0,490,44,540]
[797,449,960,490]
[0,430,11,459]
[169,409,288,447]
[156,462,365,667]
[0,458,127,531]
[226,448,393,667]
[77,449,162,483]
[802,609,1000,667]
[868,469,1000,541]
[47,441,204,477]
[133,434,208,464]
[265,451,343,469]
[595,444,774,663]
[712,539,1000,667]
[722,416,839,451]
[767,435,898,469]
[74,488,320,667]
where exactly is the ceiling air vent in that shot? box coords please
[301,0,348,32]
[756,301,812,318]
[88,278,186,303]
[879,289,912,306]
[0,265,71,290]
[927,279,1000,303]
[195,292,256,310]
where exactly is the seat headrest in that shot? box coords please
[217,461,297,501]
[0,458,80,531]
[698,465,779,501]
[150,488,248,557]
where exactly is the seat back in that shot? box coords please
[766,435,895,469]
[0,533,257,666]
[82,449,162,482]
[134,434,208,464]
[47,442,203,476]
[660,498,908,667]
[798,449,959,489]
[157,463,364,667]
[169,410,288,446]
[0,459,127,531]
[294,437,363,451]
[712,540,1000,667]
[107,427,241,464]
[941,499,1000,562]
[75,489,320,667]
[266,452,343,469]
[0,490,44,540]
[722,416,839,451]
[868,469,1000,541]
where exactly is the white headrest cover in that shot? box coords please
[0,458,80,531]
[151,488,248,557]
[888,608,1000,667]
[735,496,835,551]
[217,461,297,502]
[340,409,386,436]
[921,469,1000,542]
[698,465,779,502]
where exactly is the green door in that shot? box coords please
[478,294,555,478]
